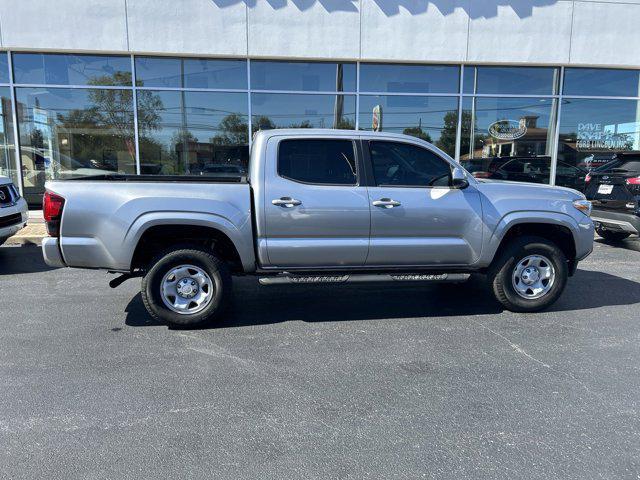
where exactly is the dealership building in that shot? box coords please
[1,0,640,206]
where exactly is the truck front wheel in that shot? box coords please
[141,246,232,328]
[488,236,568,313]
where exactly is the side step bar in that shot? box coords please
[259,273,470,286]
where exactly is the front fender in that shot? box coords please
[478,210,594,266]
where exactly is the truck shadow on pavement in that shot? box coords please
[124,268,640,329]
[596,237,640,253]
[0,245,58,275]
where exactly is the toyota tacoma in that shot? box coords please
[42,130,594,327]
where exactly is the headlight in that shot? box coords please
[573,199,592,217]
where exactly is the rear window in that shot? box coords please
[596,160,640,173]
[278,139,357,185]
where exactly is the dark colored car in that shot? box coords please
[585,152,640,241]
[468,156,589,191]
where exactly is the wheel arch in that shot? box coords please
[126,213,255,274]
[485,213,580,275]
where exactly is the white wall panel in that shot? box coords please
[127,0,247,56]
[361,0,469,62]
[0,0,128,51]
[247,1,359,59]
[571,1,640,66]
[468,0,573,64]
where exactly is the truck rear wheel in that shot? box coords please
[141,246,232,328]
[488,236,568,313]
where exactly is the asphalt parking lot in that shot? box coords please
[1,239,640,480]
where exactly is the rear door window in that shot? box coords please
[278,139,357,185]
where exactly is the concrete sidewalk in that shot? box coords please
[5,210,47,246]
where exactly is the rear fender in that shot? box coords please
[123,211,255,272]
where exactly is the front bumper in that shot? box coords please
[0,198,28,241]
[592,208,640,235]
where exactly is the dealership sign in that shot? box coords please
[488,120,527,140]
[577,122,633,151]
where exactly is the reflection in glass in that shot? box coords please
[251,93,356,131]
[12,53,132,86]
[0,53,9,84]
[462,66,475,94]
[138,91,248,176]
[250,61,356,92]
[557,98,640,189]
[16,87,136,205]
[563,68,640,97]
[135,57,247,90]
[358,95,459,157]
[460,97,557,186]
[471,66,558,95]
[0,87,17,185]
[360,64,459,94]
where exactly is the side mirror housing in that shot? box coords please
[452,166,469,189]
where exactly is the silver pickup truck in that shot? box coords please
[42,129,594,327]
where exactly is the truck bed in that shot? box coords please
[46,178,255,272]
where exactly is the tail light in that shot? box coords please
[472,171,491,179]
[626,176,640,185]
[43,190,65,237]
[585,173,591,183]
[626,176,640,196]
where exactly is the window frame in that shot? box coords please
[364,139,454,189]
[275,137,362,187]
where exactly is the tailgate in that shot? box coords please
[585,173,636,210]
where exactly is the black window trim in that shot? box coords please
[276,137,361,187]
[364,139,454,189]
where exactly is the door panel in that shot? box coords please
[367,186,483,265]
[263,137,370,268]
[364,140,483,266]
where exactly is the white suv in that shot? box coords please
[0,176,28,246]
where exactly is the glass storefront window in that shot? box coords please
[0,53,9,84]
[16,87,137,206]
[460,97,557,186]
[360,64,459,94]
[12,53,132,86]
[135,57,247,90]
[563,68,640,97]
[557,98,640,190]
[138,90,248,176]
[358,95,459,157]
[251,93,356,130]
[468,66,559,95]
[250,61,356,92]
[0,87,17,185]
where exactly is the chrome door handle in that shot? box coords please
[372,198,401,208]
[272,197,302,208]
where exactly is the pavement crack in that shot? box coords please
[469,319,608,403]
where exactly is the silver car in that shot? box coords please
[0,176,28,246]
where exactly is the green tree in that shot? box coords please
[403,125,432,143]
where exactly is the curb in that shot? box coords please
[5,224,47,246]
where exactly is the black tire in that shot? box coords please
[141,246,232,328]
[596,227,631,242]
[488,236,568,313]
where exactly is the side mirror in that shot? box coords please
[452,166,469,189]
